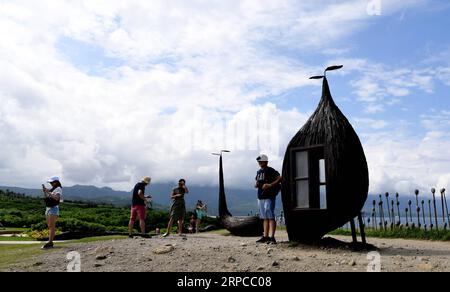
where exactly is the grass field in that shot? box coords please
[0,245,47,270]
[0,235,129,271]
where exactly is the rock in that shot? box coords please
[33,262,43,267]
[292,256,300,261]
[418,257,430,263]
[418,263,433,271]
[267,248,273,254]
[153,245,175,255]
[272,261,280,267]
[95,247,114,255]
[227,256,236,263]
[240,243,248,247]
[326,263,332,267]
[257,266,265,271]
[348,260,357,267]
[95,255,108,260]
[94,263,103,268]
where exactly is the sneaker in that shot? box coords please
[41,242,54,249]
[256,236,269,243]
[267,237,277,245]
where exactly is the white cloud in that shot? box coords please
[363,130,450,195]
[2,0,450,198]
[330,58,442,113]
[353,118,389,130]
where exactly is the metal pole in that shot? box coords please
[385,192,392,223]
[421,200,427,231]
[428,199,433,230]
[350,218,358,244]
[373,200,378,230]
[440,188,446,225]
[379,200,386,230]
[358,213,367,245]
[391,199,395,230]
[408,200,414,228]
[405,208,409,228]
[442,188,450,225]
[396,193,401,226]
[432,188,439,230]
[415,190,421,229]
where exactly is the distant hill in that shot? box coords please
[3,185,442,218]
[0,184,270,216]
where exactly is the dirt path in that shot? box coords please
[5,232,450,272]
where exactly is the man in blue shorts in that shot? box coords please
[255,154,282,245]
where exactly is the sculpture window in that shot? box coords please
[293,146,327,210]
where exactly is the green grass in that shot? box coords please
[0,235,129,271]
[0,227,28,232]
[0,244,48,271]
[0,236,35,242]
[329,227,450,241]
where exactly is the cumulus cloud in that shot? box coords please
[1,0,449,197]
[363,130,450,196]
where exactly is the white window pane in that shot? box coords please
[296,180,309,208]
[320,185,327,210]
[319,159,326,183]
[295,151,308,178]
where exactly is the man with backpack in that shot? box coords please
[255,155,282,245]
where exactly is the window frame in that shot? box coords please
[290,145,327,211]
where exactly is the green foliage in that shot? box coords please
[0,189,169,234]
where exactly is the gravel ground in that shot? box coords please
[5,231,450,272]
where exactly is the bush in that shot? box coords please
[31,222,47,231]
[0,191,171,234]
[57,218,106,233]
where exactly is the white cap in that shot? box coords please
[47,176,60,183]
[256,154,269,162]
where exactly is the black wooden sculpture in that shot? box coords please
[281,65,369,243]
[214,151,263,236]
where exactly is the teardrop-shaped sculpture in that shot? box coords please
[281,76,369,242]
[217,155,263,236]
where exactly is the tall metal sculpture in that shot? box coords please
[281,65,369,243]
[214,151,263,236]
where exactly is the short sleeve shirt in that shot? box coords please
[255,167,281,200]
[132,182,146,206]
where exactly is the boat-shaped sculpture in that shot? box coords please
[214,151,263,236]
[281,66,369,243]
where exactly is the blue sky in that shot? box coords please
[1,0,450,195]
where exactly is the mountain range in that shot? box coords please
[0,184,263,216]
[1,184,446,217]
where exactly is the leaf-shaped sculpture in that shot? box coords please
[216,153,263,236]
[281,69,369,243]
[325,65,344,72]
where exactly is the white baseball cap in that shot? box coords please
[47,176,60,183]
[256,154,269,162]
